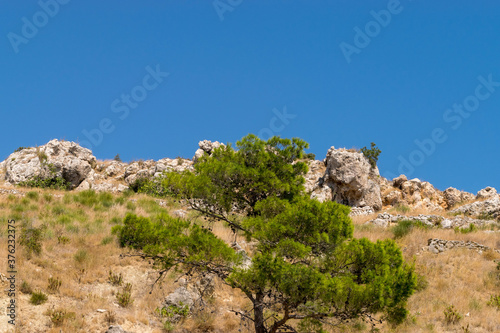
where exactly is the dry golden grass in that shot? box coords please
[0,187,499,332]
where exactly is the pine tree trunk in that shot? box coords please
[253,291,266,333]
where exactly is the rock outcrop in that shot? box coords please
[381,175,446,211]
[123,158,193,186]
[367,212,497,229]
[305,147,382,211]
[443,187,475,209]
[193,140,225,162]
[3,139,96,188]
[450,196,500,219]
[476,186,498,200]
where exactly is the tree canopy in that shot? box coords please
[114,134,416,333]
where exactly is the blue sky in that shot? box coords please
[1,1,499,194]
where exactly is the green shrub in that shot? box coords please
[14,146,28,153]
[113,154,122,162]
[19,224,45,259]
[361,142,381,168]
[444,305,462,324]
[392,220,414,239]
[30,290,48,305]
[19,175,71,190]
[454,224,477,234]
[129,177,151,193]
[304,152,316,160]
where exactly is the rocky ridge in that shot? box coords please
[1,139,499,221]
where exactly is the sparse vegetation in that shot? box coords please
[19,223,45,259]
[444,305,462,324]
[361,142,381,168]
[46,308,76,327]
[20,281,33,294]
[14,146,29,153]
[47,277,62,293]
[30,290,48,305]
[108,270,123,286]
[116,283,133,307]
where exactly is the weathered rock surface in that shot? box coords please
[164,286,197,309]
[477,186,498,200]
[450,196,500,219]
[367,212,497,229]
[349,206,375,216]
[304,160,332,202]
[193,140,225,162]
[324,147,382,210]
[427,238,499,254]
[381,176,445,211]
[443,187,475,209]
[3,139,96,188]
[124,158,193,185]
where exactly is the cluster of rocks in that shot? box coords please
[380,175,446,211]
[427,238,498,254]
[1,139,96,188]
[193,140,225,162]
[450,194,500,219]
[0,139,197,193]
[367,212,497,229]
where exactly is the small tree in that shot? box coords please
[361,142,381,169]
[115,135,416,332]
[113,154,122,162]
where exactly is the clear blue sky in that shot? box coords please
[1,1,499,194]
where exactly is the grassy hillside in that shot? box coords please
[0,187,499,333]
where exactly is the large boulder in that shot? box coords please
[323,147,382,211]
[3,139,96,188]
[443,187,475,209]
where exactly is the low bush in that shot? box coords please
[392,220,414,239]
[30,290,48,305]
